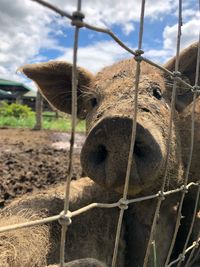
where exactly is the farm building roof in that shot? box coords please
[0,78,32,91]
[0,78,33,97]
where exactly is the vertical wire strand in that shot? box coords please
[185,245,200,267]
[182,186,200,267]
[59,1,81,266]
[143,1,183,266]
[177,33,200,267]
[152,240,157,267]
[185,246,196,267]
[111,1,146,266]
[165,7,199,267]
[122,0,145,200]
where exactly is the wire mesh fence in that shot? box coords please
[0,0,200,267]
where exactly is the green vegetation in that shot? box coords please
[0,102,85,132]
[0,102,34,118]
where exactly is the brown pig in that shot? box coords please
[0,42,199,267]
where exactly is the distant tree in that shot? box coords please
[34,90,43,130]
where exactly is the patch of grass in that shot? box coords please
[43,117,86,132]
[0,116,35,128]
[0,115,86,132]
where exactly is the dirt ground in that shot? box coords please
[0,128,85,208]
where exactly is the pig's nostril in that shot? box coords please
[91,145,107,165]
[134,141,144,158]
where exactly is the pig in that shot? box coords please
[0,42,199,267]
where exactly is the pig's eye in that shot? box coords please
[90,97,98,108]
[153,87,162,100]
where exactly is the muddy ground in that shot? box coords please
[0,128,85,208]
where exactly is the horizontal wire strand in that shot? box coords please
[0,181,199,234]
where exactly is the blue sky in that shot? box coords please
[0,0,199,90]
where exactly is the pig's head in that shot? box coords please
[21,43,199,196]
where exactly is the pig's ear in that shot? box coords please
[20,61,94,119]
[164,42,199,112]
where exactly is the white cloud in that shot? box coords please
[144,49,173,64]
[0,0,64,83]
[122,23,135,36]
[163,16,199,51]
[43,0,178,30]
[57,40,131,73]
[182,8,197,19]
[0,0,198,90]
[144,14,199,65]
[142,12,199,66]
[57,40,178,73]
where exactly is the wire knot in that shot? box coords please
[71,11,85,27]
[179,253,185,262]
[181,185,188,194]
[193,240,199,249]
[157,191,165,201]
[134,49,144,62]
[58,210,72,227]
[192,85,200,93]
[118,198,129,210]
[172,71,182,79]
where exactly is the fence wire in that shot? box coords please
[0,0,200,267]
[143,0,184,264]
[111,1,146,266]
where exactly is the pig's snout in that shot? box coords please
[81,117,164,195]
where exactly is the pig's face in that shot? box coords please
[81,60,177,195]
[21,43,198,196]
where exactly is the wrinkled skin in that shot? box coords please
[0,43,199,267]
